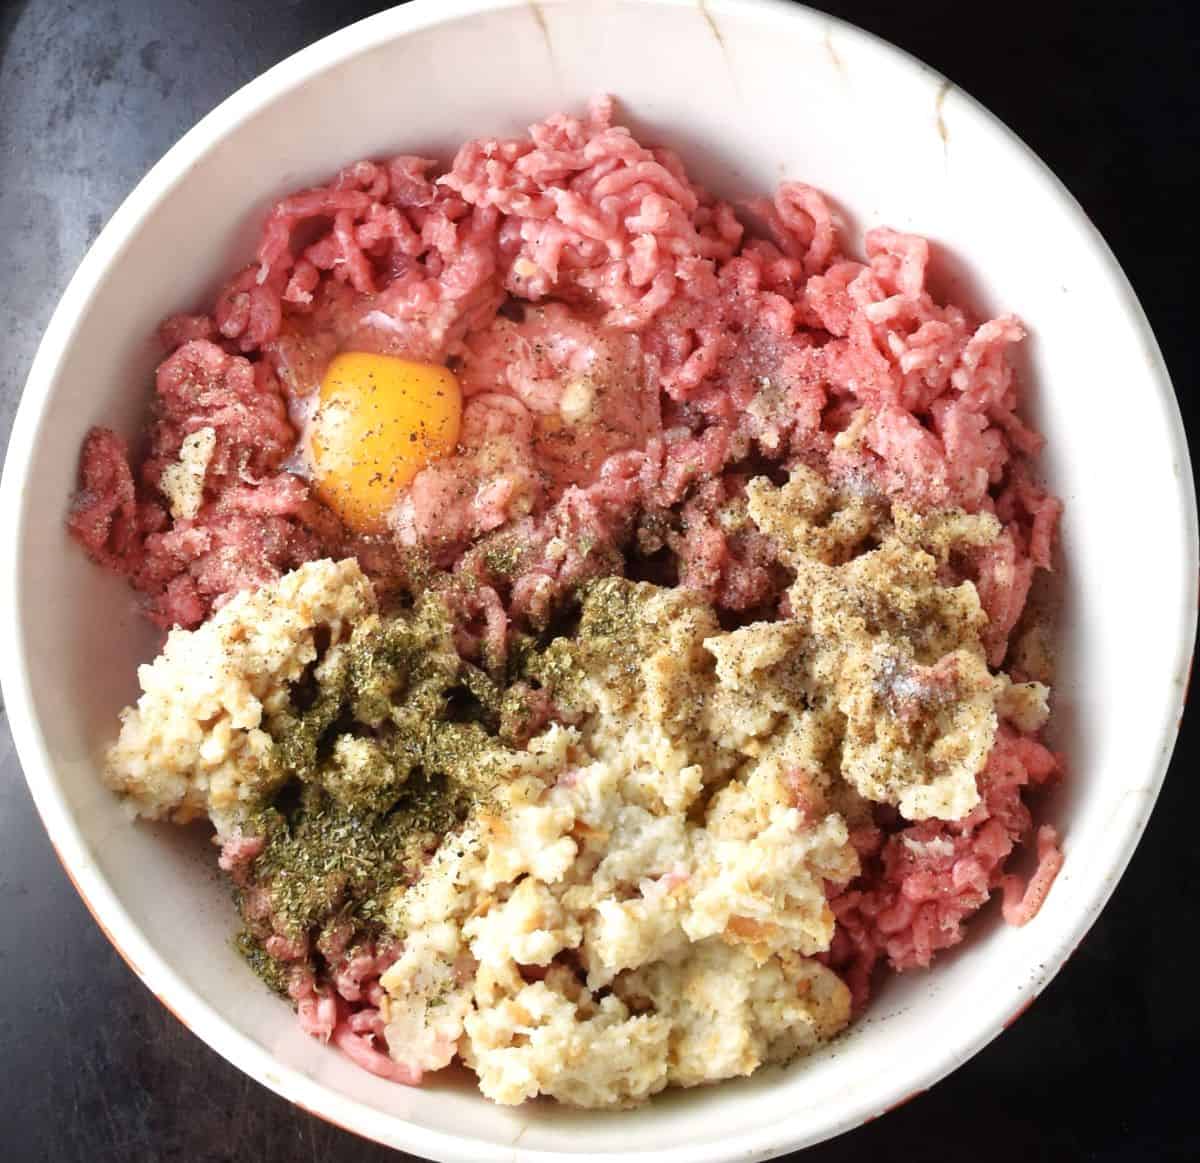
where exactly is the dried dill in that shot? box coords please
[233,592,526,984]
[479,536,525,580]
[517,576,676,715]
[239,774,472,942]
[234,929,290,996]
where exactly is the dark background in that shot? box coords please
[0,1,1196,1160]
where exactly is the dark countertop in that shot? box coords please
[1,2,1196,1160]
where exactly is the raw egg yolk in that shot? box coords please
[310,352,461,533]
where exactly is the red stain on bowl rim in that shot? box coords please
[293,1097,370,1144]
[50,836,143,979]
[1003,995,1036,1030]
[49,838,382,1146]
[862,1087,927,1124]
[49,839,192,1034]
[150,986,194,1033]
[883,1087,926,1116]
[52,836,196,1035]
[1178,642,1195,732]
[54,824,380,1143]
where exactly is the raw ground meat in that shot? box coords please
[220,831,416,1082]
[70,99,1063,1068]
[825,725,1062,1008]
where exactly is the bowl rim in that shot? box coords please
[1,0,1196,1159]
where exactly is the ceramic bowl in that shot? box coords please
[2,1,1195,1159]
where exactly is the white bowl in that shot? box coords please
[2,1,1195,1158]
